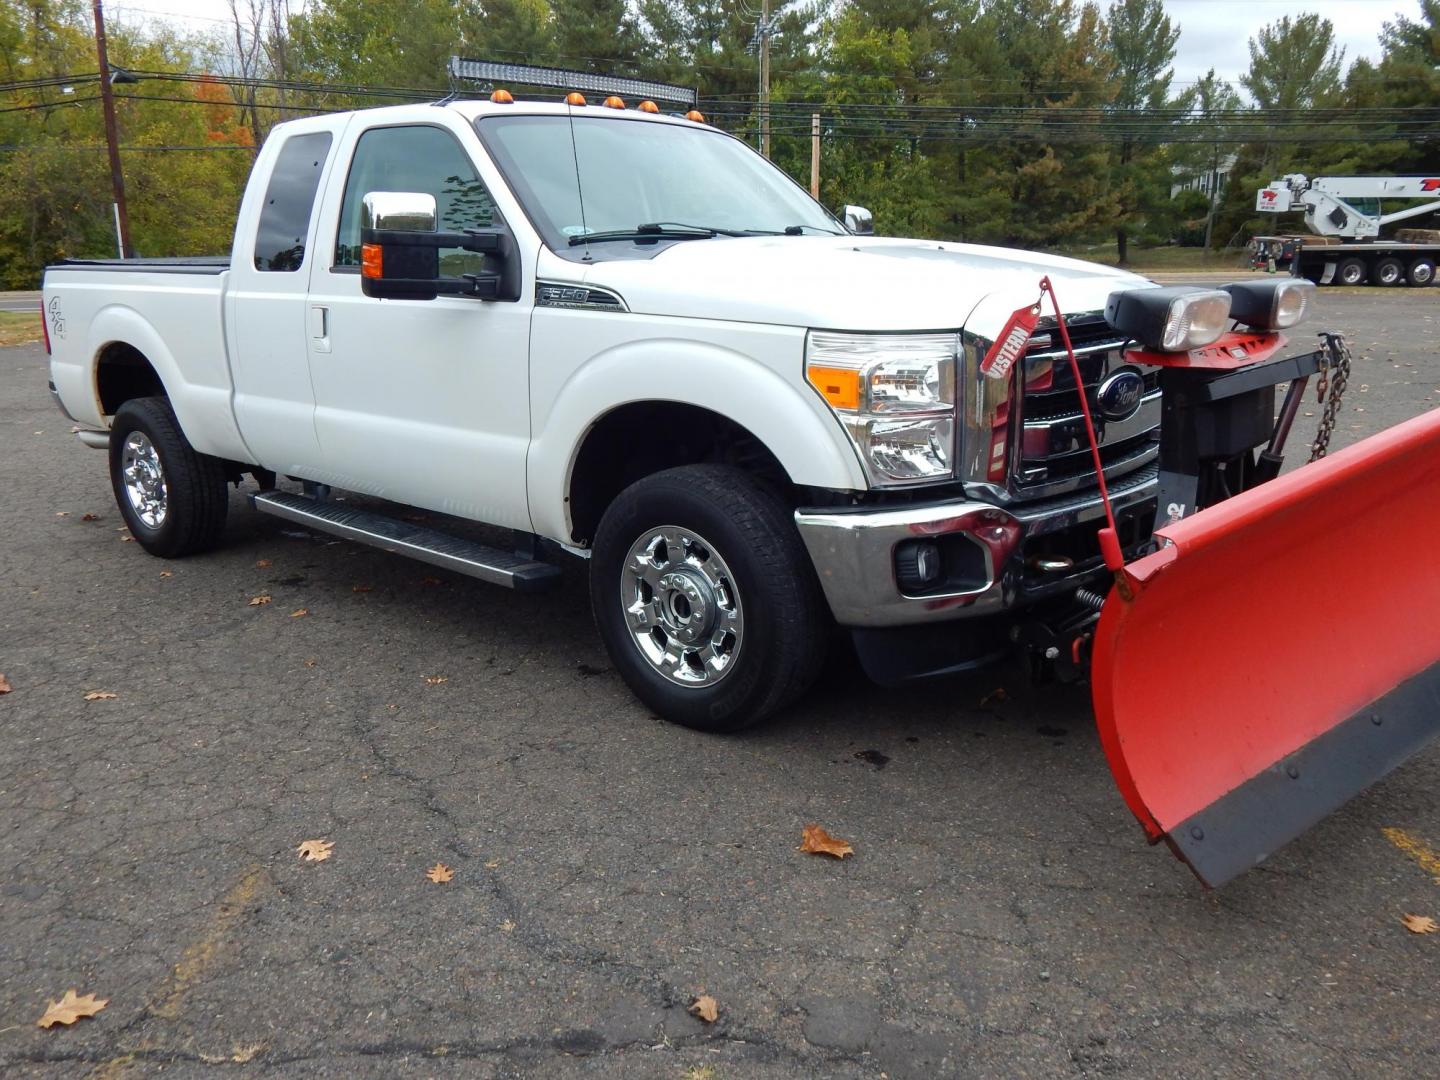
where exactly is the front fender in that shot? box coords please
[527,335,867,541]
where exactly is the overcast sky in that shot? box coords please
[104,0,1423,89]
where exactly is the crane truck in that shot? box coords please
[1254,174,1440,286]
[39,60,1440,888]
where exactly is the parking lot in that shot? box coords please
[2,287,1438,1078]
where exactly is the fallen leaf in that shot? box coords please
[248,595,272,606]
[230,1043,263,1063]
[424,675,448,685]
[159,570,173,578]
[256,559,272,568]
[121,536,134,542]
[979,687,1008,708]
[426,863,454,883]
[799,823,854,859]
[689,995,719,1023]
[37,989,108,1028]
[1402,913,1438,935]
[0,674,11,694]
[296,839,334,862]
[81,513,100,521]
[419,576,442,586]
[484,859,500,869]
[352,584,373,593]
[55,511,69,517]
[84,691,118,701]
[500,919,516,932]
[303,658,317,668]
[289,608,308,618]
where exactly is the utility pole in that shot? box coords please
[92,0,131,258]
[810,113,820,198]
[759,0,771,159]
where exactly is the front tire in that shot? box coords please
[590,465,828,732]
[109,396,229,558]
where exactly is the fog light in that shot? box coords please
[896,540,942,591]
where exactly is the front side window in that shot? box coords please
[253,131,332,272]
[334,125,498,275]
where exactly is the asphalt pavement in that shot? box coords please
[2,288,1438,1078]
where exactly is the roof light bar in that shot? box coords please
[449,56,697,108]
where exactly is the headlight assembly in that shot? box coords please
[1104,286,1232,351]
[1221,279,1316,330]
[806,332,958,485]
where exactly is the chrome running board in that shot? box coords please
[250,490,561,592]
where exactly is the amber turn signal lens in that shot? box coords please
[490,89,514,104]
[638,100,660,113]
[685,109,705,123]
[565,91,586,106]
[361,243,383,279]
[806,365,861,411]
[603,95,625,109]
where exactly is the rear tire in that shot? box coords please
[1373,256,1405,286]
[1336,257,1367,286]
[1407,258,1435,287]
[109,396,229,558]
[590,465,828,732]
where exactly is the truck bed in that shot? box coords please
[48,256,230,275]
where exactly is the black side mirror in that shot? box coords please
[358,191,520,302]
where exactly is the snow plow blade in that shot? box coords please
[1092,406,1440,887]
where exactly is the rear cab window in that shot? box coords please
[253,131,333,272]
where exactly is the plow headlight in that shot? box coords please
[1105,286,1232,352]
[806,332,958,486]
[1221,279,1315,330]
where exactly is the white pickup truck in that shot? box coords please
[44,93,1170,731]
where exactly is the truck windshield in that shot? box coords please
[477,114,841,256]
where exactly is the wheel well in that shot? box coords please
[568,402,792,545]
[96,343,165,415]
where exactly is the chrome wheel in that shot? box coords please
[121,431,168,528]
[620,526,743,686]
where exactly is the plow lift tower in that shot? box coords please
[1255,174,1440,286]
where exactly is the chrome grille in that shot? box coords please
[1012,316,1160,501]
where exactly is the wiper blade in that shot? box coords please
[568,223,729,247]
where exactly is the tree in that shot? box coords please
[1104,0,1178,263]
[1173,69,1241,249]
[1241,14,1344,112]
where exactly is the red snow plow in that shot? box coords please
[1040,277,1440,887]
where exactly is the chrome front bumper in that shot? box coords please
[794,465,1158,627]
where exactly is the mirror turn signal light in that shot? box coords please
[490,89,514,104]
[807,365,860,411]
[565,91,587,106]
[361,243,382,279]
[638,100,660,113]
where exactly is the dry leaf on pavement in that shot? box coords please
[37,989,108,1028]
[352,584,373,593]
[83,691,118,701]
[296,839,334,862]
[289,609,308,618]
[426,863,454,883]
[256,559,272,568]
[484,859,500,869]
[1402,913,1438,935]
[81,513,100,521]
[799,823,854,859]
[0,674,11,694]
[689,995,719,1023]
[159,570,173,578]
[424,675,448,685]
[303,658,317,668]
[248,595,272,606]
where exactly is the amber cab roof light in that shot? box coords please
[489,88,514,104]
[638,100,660,113]
[685,109,706,123]
[603,95,625,109]
[565,91,587,106]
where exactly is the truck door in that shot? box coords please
[303,120,533,531]
[227,122,345,473]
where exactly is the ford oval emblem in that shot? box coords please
[1097,369,1145,422]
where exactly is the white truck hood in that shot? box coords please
[571,236,1154,336]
